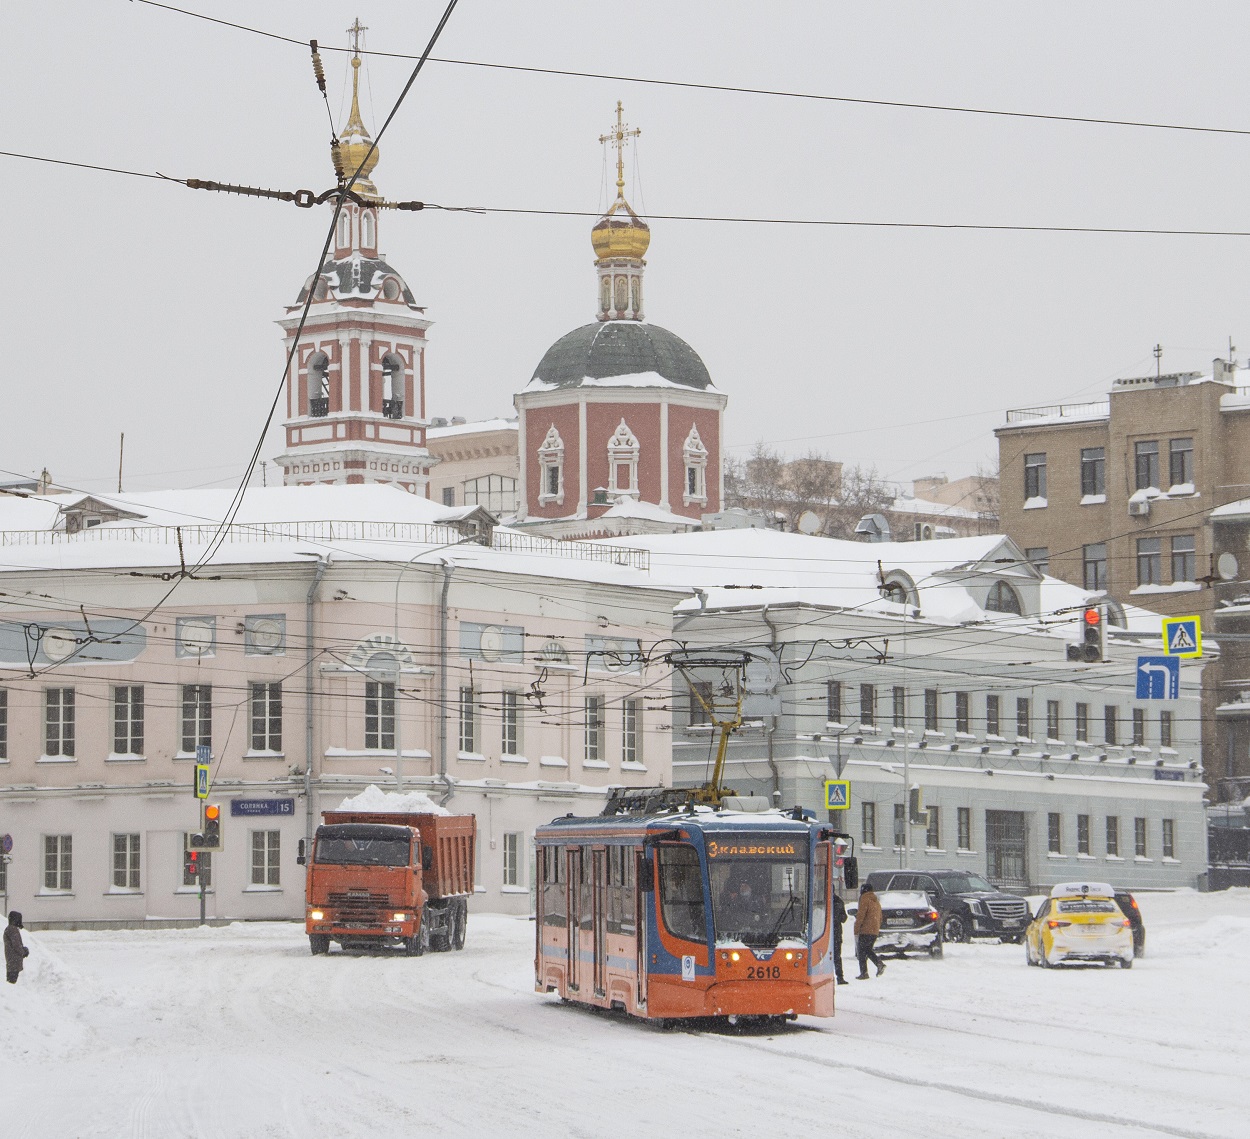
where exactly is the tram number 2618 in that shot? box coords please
[746,964,782,980]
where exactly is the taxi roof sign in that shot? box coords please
[1162,615,1202,658]
[824,779,851,811]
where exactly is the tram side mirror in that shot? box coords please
[296,839,306,866]
[842,856,859,891]
[422,845,434,871]
[638,854,654,893]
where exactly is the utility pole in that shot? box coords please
[117,433,124,493]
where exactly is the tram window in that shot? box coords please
[542,847,565,927]
[813,846,829,942]
[657,844,707,943]
[578,848,594,931]
[621,849,636,935]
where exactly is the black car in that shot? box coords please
[863,869,1030,943]
[1114,890,1146,958]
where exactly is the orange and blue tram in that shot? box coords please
[535,793,858,1025]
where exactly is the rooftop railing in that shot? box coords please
[1004,400,1109,425]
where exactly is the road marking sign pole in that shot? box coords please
[194,745,211,924]
[824,779,851,811]
[1162,615,1202,658]
[1136,655,1180,700]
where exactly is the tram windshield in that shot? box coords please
[708,838,810,947]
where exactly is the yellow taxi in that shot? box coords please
[1025,881,1134,969]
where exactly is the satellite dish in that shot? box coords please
[1218,552,1240,582]
[797,511,822,535]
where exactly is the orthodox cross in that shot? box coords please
[599,101,641,200]
[347,17,368,57]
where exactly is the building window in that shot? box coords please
[892,686,906,728]
[606,419,640,497]
[893,803,906,849]
[44,834,72,891]
[924,689,939,732]
[250,682,282,753]
[623,697,642,765]
[584,696,604,762]
[1135,440,1160,490]
[459,686,478,753]
[251,830,280,886]
[442,487,455,506]
[1134,817,1148,858]
[113,685,144,755]
[1160,710,1173,748]
[1136,538,1162,586]
[1104,706,1118,746]
[957,807,971,851]
[365,680,395,750]
[986,694,1001,736]
[180,685,211,754]
[826,680,842,724]
[955,692,970,734]
[862,802,877,847]
[1077,814,1090,855]
[463,474,518,515]
[183,839,211,887]
[925,805,941,850]
[985,582,1022,615]
[307,351,330,416]
[112,833,140,890]
[1168,437,1194,487]
[502,690,521,756]
[1106,816,1120,857]
[1024,453,1047,499]
[45,687,75,757]
[1132,708,1145,747]
[1080,447,1106,496]
[1025,547,1050,574]
[1162,818,1175,859]
[859,684,876,727]
[1075,702,1089,742]
[1171,534,1196,583]
[1046,700,1060,740]
[1082,543,1108,591]
[682,424,709,505]
[537,424,565,505]
[0,688,7,759]
[503,832,522,887]
[1048,813,1061,854]
[688,681,711,727]
[381,353,405,418]
[1016,698,1031,740]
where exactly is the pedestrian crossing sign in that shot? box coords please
[1162,615,1202,659]
[824,779,851,811]
[194,763,210,800]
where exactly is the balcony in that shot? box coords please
[309,398,329,418]
[382,399,404,420]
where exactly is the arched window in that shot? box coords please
[307,351,330,417]
[682,423,708,506]
[538,424,565,506]
[337,212,351,250]
[361,211,376,248]
[606,419,639,498]
[985,581,1023,615]
[381,353,404,419]
[879,572,918,607]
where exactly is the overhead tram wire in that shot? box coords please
[132,1,1250,140]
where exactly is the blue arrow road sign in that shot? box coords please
[1136,655,1180,700]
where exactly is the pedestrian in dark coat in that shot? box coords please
[853,883,886,979]
[832,892,848,984]
[5,910,29,984]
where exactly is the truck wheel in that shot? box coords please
[405,925,428,957]
[451,899,468,951]
[309,934,330,955]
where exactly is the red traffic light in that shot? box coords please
[204,804,221,821]
[1083,607,1101,626]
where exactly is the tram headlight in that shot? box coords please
[730,951,740,962]
[784,951,794,961]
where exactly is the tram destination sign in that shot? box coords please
[706,838,800,859]
[230,798,296,817]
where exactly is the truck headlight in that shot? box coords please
[309,910,325,922]
[393,913,407,922]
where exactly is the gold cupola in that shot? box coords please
[334,22,381,200]
[593,103,648,322]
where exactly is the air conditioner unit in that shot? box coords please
[914,523,936,541]
[1128,500,1150,517]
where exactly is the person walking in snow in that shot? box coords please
[5,910,29,984]
[832,891,848,984]
[853,883,886,980]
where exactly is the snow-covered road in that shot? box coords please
[3,890,1248,1138]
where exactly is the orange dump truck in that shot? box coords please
[299,809,476,956]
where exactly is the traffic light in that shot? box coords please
[187,850,200,880]
[1067,606,1103,662]
[189,803,223,853]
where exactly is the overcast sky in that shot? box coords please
[6,2,1250,495]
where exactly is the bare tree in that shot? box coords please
[973,458,1000,534]
[823,464,894,539]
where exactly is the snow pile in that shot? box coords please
[335,784,449,815]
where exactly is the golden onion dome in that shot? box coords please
[335,56,380,200]
[591,197,650,261]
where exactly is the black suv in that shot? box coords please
[863,869,1030,943]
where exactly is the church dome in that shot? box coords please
[529,321,713,391]
[591,199,650,262]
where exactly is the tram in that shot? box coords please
[534,788,858,1025]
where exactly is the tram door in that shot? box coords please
[592,848,607,996]
[566,848,582,992]
[635,850,649,1008]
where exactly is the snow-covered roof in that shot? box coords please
[427,418,517,440]
[888,494,980,520]
[599,499,694,525]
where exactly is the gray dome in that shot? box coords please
[531,322,713,390]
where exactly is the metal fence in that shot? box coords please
[1004,400,1110,425]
